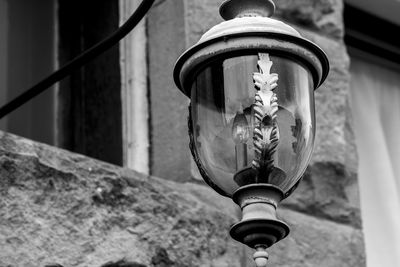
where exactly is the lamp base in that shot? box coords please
[230,218,289,248]
[230,184,289,248]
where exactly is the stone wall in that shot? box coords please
[148,0,365,266]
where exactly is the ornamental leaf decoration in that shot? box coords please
[252,53,279,178]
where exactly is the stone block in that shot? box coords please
[282,162,361,228]
[274,0,344,39]
[295,29,357,172]
[0,131,242,267]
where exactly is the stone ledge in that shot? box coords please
[0,131,364,266]
[0,131,241,267]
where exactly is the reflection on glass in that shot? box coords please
[191,54,315,197]
[232,111,250,171]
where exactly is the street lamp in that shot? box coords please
[174,0,329,266]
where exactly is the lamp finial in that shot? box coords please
[219,0,275,20]
[253,246,269,267]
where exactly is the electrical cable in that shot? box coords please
[0,0,156,119]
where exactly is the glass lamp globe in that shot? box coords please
[189,53,316,198]
[174,0,329,265]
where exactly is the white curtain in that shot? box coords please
[350,57,400,267]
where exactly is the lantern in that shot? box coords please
[173,0,329,265]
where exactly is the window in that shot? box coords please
[346,4,400,267]
[0,0,149,171]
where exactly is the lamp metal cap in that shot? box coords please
[219,0,275,20]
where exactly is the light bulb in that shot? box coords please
[232,112,250,144]
[232,112,250,171]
